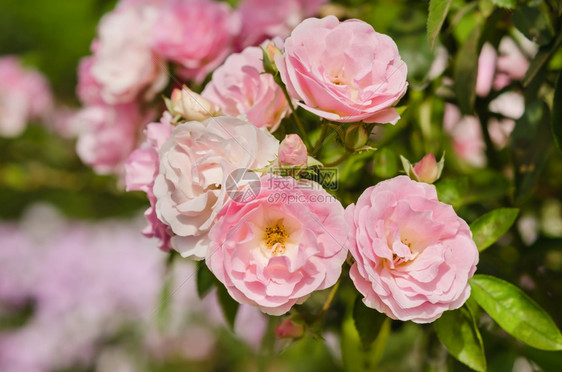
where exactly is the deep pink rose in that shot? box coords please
[153,116,279,259]
[206,175,348,315]
[0,57,53,137]
[278,134,307,166]
[275,16,408,124]
[90,5,168,104]
[150,0,240,83]
[346,176,478,323]
[201,43,290,131]
[125,113,174,251]
[236,0,327,49]
[75,103,141,174]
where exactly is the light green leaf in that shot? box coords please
[427,0,453,50]
[470,275,562,351]
[454,24,482,114]
[434,307,486,372]
[373,148,398,179]
[552,73,562,152]
[490,0,516,9]
[470,208,519,252]
[436,177,469,209]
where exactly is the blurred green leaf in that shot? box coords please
[196,261,216,299]
[490,0,516,9]
[427,0,453,50]
[470,208,519,252]
[436,177,469,208]
[470,274,562,350]
[434,307,486,372]
[510,101,552,203]
[454,23,481,114]
[552,73,562,153]
[523,35,562,87]
[352,296,387,349]
[373,148,398,179]
[513,6,554,46]
[216,284,239,330]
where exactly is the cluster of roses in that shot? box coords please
[74,0,328,174]
[124,14,479,324]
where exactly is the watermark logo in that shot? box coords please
[225,168,261,203]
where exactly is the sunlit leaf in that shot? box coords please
[427,0,453,50]
[470,208,519,252]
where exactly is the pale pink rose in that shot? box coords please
[206,175,348,315]
[488,118,516,149]
[496,37,530,82]
[150,0,240,83]
[236,0,327,49]
[476,43,497,97]
[0,57,53,137]
[91,5,168,104]
[201,44,290,131]
[346,176,478,323]
[125,113,174,251]
[275,16,408,124]
[153,116,279,259]
[171,86,220,122]
[489,91,525,120]
[75,103,141,174]
[278,134,308,166]
[443,104,486,167]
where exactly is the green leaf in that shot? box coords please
[156,271,174,332]
[436,177,469,209]
[490,0,516,9]
[434,307,486,372]
[196,261,216,299]
[470,275,562,351]
[427,0,453,50]
[513,6,554,46]
[454,23,481,114]
[373,148,398,179]
[352,296,387,348]
[470,208,519,252]
[216,284,239,330]
[552,73,562,153]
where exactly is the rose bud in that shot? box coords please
[401,153,444,184]
[275,317,304,339]
[262,41,282,75]
[171,86,219,121]
[344,124,369,150]
[279,134,308,166]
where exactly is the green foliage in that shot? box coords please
[454,22,481,115]
[427,0,453,50]
[434,307,486,372]
[470,275,562,351]
[490,0,517,9]
[552,73,562,152]
[352,296,387,348]
[435,177,469,209]
[216,283,239,330]
[470,208,519,252]
[196,261,216,299]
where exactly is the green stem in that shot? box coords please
[280,85,312,149]
[323,151,352,167]
[317,280,340,320]
[311,122,329,155]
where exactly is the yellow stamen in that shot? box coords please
[264,222,288,256]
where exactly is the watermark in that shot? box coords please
[225,167,339,203]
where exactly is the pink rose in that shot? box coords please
[75,103,141,174]
[236,0,328,49]
[275,16,408,124]
[278,134,307,166]
[76,56,103,105]
[91,5,168,104]
[125,113,174,251]
[0,57,53,137]
[153,116,279,259]
[150,0,240,83]
[346,176,478,323]
[206,175,348,315]
[201,43,290,131]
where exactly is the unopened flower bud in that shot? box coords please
[171,86,219,121]
[262,42,282,75]
[401,153,444,184]
[279,134,308,166]
[275,317,304,339]
[344,124,368,150]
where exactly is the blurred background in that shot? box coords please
[1,0,562,371]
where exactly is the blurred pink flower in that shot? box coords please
[278,134,308,166]
[150,0,240,83]
[76,56,103,105]
[443,104,486,167]
[346,176,478,323]
[153,116,279,259]
[476,43,497,97]
[207,175,348,315]
[276,16,408,124]
[201,43,290,131]
[90,5,168,104]
[236,0,327,49]
[75,103,142,175]
[0,57,53,137]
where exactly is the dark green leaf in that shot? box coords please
[470,275,562,350]
[470,208,519,252]
[510,101,552,203]
[216,284,239,330]
[196,261,216,299]
[436,177,469,208]
[427,0,453,50]
[434,307,486,372]
[552,73,562,152]
[490,0,516,9]
[523,38,561,87]
[513,6,554,46]
[352,296,387,348]
[454,23,481,114]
